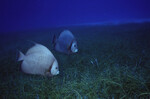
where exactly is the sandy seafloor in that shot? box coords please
[0,23,150,98]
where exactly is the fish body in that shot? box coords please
[53,30,78,54]
[18,43,59,76]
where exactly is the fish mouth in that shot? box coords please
[74,49,78,53]
[57,71,59,75]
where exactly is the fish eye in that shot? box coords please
[56,67,58,69]
[74,44,76,47]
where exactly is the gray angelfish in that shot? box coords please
[52,30,78,54]
[18,43,59,76]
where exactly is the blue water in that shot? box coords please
[0,0,150,32]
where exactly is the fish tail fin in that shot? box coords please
[18,51,25,61]
[52,34,57,48]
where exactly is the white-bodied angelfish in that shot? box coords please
[52,30,78,54]
[18,43,59,76]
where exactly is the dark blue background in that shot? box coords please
[0,0,150,32]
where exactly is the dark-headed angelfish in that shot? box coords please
[52,30,78,54]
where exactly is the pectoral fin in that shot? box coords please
[45,72,53,77]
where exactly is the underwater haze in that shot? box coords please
[0,0,150,32]
[0,0,150,98]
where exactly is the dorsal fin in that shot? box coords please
[27,40,37,45]
[52,34,57,48]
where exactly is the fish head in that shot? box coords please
[50,60,59,75]
[71,41,78,53]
